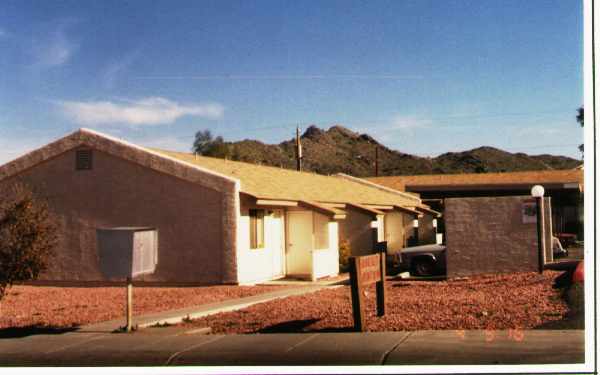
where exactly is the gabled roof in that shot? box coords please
[153,149,421,207]
[366,169,584,192]
[0,129,422,209]
[0,129,239,194]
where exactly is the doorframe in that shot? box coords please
[272,208,286,278]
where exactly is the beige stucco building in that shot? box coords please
[0,129,438,285]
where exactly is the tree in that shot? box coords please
[0,183,56,303]
[192,130,215,155]
[192,130,231,159]
[577,107,584,156]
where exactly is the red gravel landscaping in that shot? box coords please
[181,271,570,334]
[0,284,287,329]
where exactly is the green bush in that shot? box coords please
[0,183,57,302]
[339,240,351,272]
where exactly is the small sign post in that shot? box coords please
[349,251,387,332]
[126,276,133,332]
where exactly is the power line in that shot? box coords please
[134,74,424,80]
[218,109,576,134]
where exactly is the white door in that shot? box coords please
[270,210,285,277]
[286,211,313,276]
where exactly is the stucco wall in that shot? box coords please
[418,215,437,245]
[338,207,376,257]
[444,196,551,277]
[0,147,228,284]
[403,213,417,246]
[237,197,287,284]
[384,211,405,252]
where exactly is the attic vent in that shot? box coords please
[76,149,93,170]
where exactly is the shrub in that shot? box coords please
[338,240,351,272]
[0,183,56,302]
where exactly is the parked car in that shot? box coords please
[388,244,447,277]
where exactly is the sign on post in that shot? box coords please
[348,252,387,332]
[97,227,158,332]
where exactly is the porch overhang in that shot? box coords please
[393,205,423,218]
[415,205,442,218]
[346,203,385,219]
[299,200,347,220]
[255,198,299,207]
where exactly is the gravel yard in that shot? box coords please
[0,284,287,329]
[181,271,570,334]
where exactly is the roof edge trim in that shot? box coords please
[79,128,240,186]
[335,173,421,202]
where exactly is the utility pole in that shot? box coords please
[374,145,379,177]
[296,126,303,171]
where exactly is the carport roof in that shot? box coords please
[366,169,584,192]
[152,149,421,207]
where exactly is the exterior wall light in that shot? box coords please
[531,185,545,198]
[412,219,419,228]
[432,219,437,228]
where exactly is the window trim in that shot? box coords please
[249,208,265,250]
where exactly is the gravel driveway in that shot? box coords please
[181,271,569,333]
[0,284,287,329]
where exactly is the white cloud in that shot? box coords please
[514,125,562,137]
[102,50,141,89]
[389,115,432,130]
[58,97,225,126]
[31,20,78,67]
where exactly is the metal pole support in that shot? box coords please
[536,197,545,274]
[376,252,386,317]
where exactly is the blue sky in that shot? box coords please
[0,0,583,164]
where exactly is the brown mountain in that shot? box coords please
[222,125,580,177]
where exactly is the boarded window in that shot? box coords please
[249,209,265,249]
[314,213,330,249]
[76,149,93,170]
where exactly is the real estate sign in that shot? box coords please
[349,252,387,332]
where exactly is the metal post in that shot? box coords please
[126,276,133,332]
[536,197,545,273]
[376,252,386,317]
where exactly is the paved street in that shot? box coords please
[0,328,584,366]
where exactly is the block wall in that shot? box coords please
[444,196,551,277]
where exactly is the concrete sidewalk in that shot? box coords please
[80,283,342,333]
[0,328,584,366]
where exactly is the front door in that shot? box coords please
[286,211,313,276]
